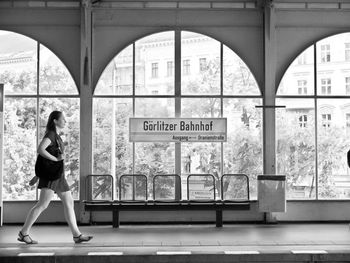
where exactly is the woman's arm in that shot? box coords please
[37,137,60,161]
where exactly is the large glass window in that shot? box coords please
[277,32,350,199]
[276,99,316,199]
[0,31,80,200]
[93,30,262,200]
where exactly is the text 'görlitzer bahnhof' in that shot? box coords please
[143,120,214,131]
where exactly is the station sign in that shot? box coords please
[129,118,227,142]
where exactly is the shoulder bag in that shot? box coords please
[35,135,64,181]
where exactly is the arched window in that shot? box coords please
[93,31,262,200]
[0,31,80,200]
[276,32,350,199]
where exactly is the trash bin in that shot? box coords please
[257,175,286,213]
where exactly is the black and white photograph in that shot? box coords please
[0,0,350,262]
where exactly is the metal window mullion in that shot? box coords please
[220,42,223,197]
[314,43,318,200]
[132,42,135,201]
[275,95,350,99]
[5,95,79,99]
[174,30,181,198]
[93,95,262,99]
[36,42,40,201]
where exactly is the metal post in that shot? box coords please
[79,0,93,224]
[216,210,223,227]
[111,62,116,200]
[174,30,182,200]
[0,84,3,226]
[112,209,120,228]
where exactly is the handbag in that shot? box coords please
[35,135,64,181]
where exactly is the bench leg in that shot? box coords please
[113,209,120,228]
[216,210,223,227]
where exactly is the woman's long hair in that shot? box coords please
[45,111,62,135]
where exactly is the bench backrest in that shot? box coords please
[85,174,114,201]
[153,174,182,201]
[187,174,216,202]
[221,174,250,201]
[119,174,148,201]
[85,173,250,202]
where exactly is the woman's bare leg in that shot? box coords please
[20,188,54,235]
[56,191,81,237]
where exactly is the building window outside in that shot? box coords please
[0,31,80,201]
[151,62,158,78]
[183,59,191,75]
[277,32,350,200]
[321,114,331,128]
[321,78,331,95]
[345,43,350,61]
[346,113,350,134]
[299,114,307,128]
[297,80,307,95]
[167,61,173,77]
[93,31,262,201]
[321,44,330,63]
[346,77,350,94]
[199,58,207,72]
[297,52,307,65]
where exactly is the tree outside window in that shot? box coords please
[0,31,80,200]
[93,31,262,201]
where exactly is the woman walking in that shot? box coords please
[18,111,93,244]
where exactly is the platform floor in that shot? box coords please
[1,223,350,262]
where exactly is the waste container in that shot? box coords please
[257,175,286,213]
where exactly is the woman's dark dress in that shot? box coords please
[37,131,70,193]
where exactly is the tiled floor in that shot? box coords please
[1,223,350,262]
[1,223,350,246]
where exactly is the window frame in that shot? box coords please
[93,30,262,200]
[277,34,350,200]
[2,41,80,201]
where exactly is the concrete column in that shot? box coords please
[79,0,93,224]
[262,0,277,222]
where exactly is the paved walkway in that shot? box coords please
[1,224,350,262]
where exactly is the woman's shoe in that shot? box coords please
[17,231,38,244]
[73,234,93,244]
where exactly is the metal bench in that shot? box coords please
[83,173,250,228]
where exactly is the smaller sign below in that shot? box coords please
[129,118,227,142]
